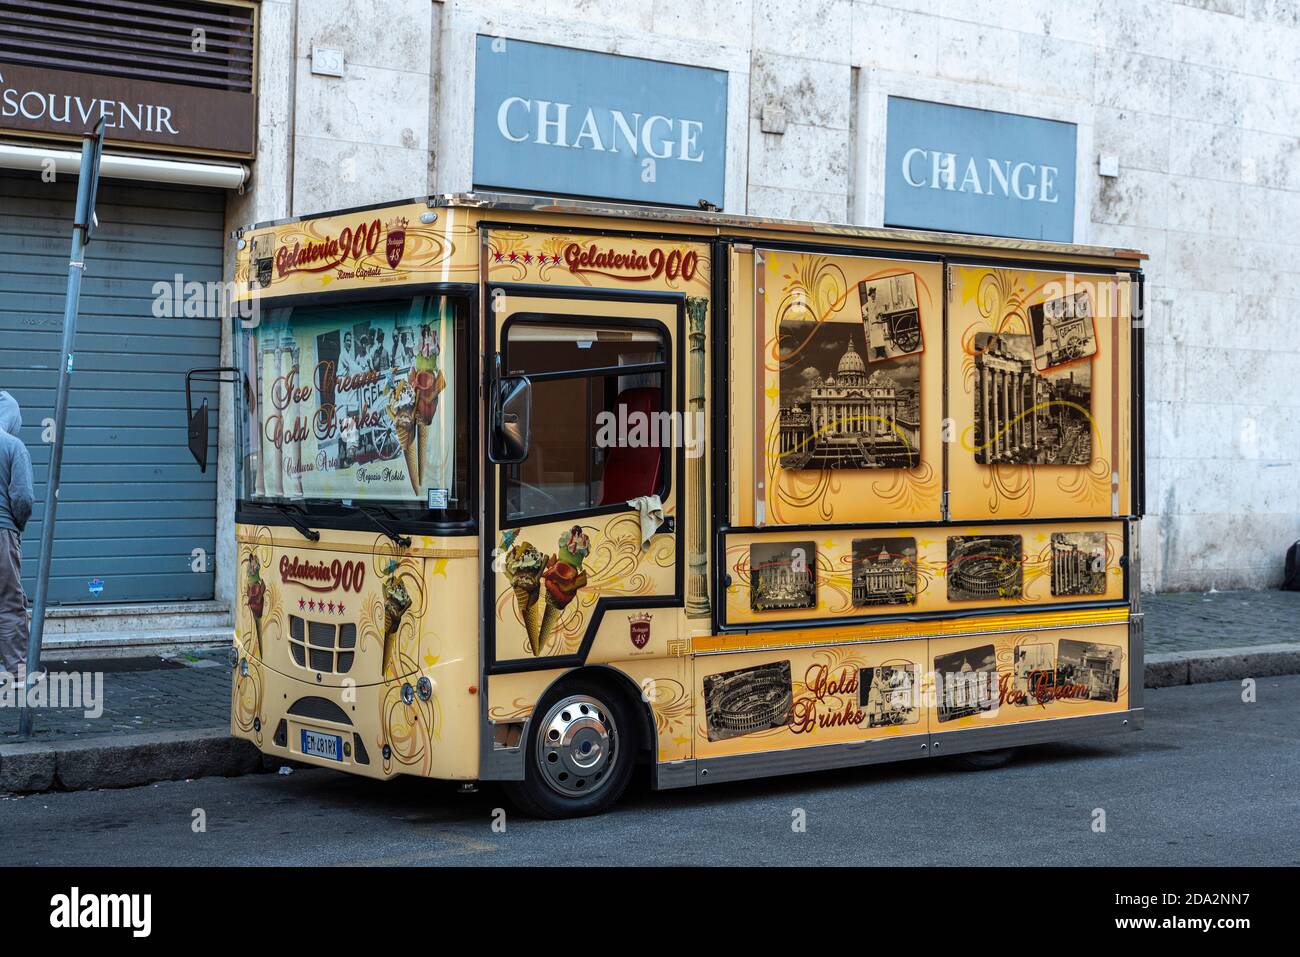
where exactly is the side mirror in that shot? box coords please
[185,367,240,473]
[488,357,531,464]
[188,399,211,472]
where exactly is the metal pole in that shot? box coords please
[17,132,98,739]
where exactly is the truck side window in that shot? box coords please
[502,320,669,523]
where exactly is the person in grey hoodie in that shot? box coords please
[0,391,34,677]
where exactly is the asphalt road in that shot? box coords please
[3,676,1298,866]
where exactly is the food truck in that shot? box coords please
[190,193,1145,817]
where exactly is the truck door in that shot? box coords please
[483,287,687,672]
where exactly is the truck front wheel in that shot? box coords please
[504,679,636,819]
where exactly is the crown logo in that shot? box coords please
[628,611,652,648]
[386,216,409,230]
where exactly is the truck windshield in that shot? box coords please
[236,294,468,519]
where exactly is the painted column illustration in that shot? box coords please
[686,295,710,617]
[1000,370,1010,460]
[1015,371,1025,452]
[980,365,991,460]
[1031,378,1039,451]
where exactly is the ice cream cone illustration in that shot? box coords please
[385,379,421,496]
[503,540,545,654]
[381,560,412,679]
[537,526,591,653]
[412,367,446,424]
[244,553,265,658]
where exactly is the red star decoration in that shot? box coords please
[551,254,562,265]
[522,252,532,264]
[337,602,345,615]
[298,597,305,610]
[307,599,317,612]
[327,601,336,614]
[508,251,518,262]
[493,250,503,262]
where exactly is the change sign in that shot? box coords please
[884,97,1077,242]
[473,37,728,209]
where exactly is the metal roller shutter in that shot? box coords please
[0,169,223,604]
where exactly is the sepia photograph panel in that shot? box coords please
[858,663,920,727]
[973,331,1091,467]
[946,534,1024,601]
[851,536,918,607]
[1051,531,1108,596]
[935,644,999,722]
[778,320,920,470]
[1030,290,1097,371]
[750,541,818,612]
[1057,639,1123,703]
[858,272,923,362]
[703,660,795,742]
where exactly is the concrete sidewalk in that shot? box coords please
[1143,588,1300,653]
[2,590,1298,793]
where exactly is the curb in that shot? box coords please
[0,727,262,794]
[3,645,1299,794]
[1143,643,1300,689]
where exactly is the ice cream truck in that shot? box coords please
[187,193,1145,817]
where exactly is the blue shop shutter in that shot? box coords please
[0,171,222,604]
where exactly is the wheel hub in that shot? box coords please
[535,694,617,798]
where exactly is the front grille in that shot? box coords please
[289,615,356,675]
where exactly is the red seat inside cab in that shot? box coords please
[597,387,662,505]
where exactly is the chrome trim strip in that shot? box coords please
[653,759,697,791]
[928,709,1142,757]
[694,734,926,786]
[664,709,1141,789]
[436,192,1146,262]
[1129,613,1145,712]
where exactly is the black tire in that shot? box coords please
[503,677,638,819]
[949,748,1015,772]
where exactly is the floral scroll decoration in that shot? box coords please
[232,527,281,742]
[359,538,439,777]
[870,460,940,515]
[645,678,692,740]
[487,230,571,282]
[957,269,1110,517]
[488,698,536,723]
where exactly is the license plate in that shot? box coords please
[301,729,343,762]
